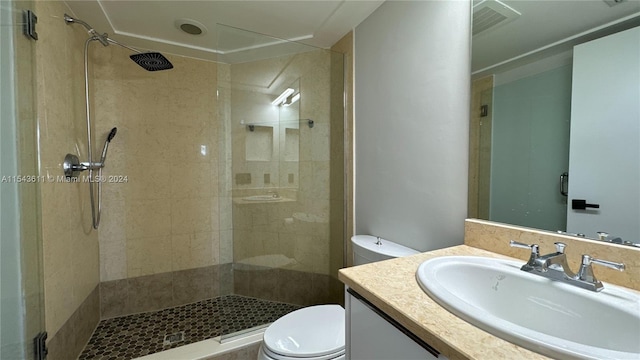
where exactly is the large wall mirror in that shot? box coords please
[469,0,640,246]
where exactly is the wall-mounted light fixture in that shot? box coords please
[283,93,300,107]
[272,88,295,106]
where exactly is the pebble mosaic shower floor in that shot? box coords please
[79,295,301,360]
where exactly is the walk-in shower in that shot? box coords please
[69,22,345,360]
[62,14,173,229]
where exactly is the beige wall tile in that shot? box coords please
[171,162,212,199]
[99,198,127,281]
[311,123,330,162]
[100,240,128,282]
[74,246,101,305]
[171,232,215,271]
[166,55,217,92]
[41,181,71,280]
[219,229,234,264]
[126,235,172,277]
[169,123,215,164]
[171,197,213,235]
[43,264,73,338]
[125,199,172,239]
[125,159,171,200]
[126,123,173,161]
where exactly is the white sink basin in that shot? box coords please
[416,256,640,359]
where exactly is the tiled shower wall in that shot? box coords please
[92,46,228,281]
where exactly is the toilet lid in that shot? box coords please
[264,305,345,358]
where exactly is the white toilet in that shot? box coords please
[257,235,419,360]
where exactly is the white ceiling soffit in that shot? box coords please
[64,0,384,63]
[472,0,640,73]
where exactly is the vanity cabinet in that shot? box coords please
[346,288,447,360]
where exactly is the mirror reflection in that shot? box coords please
[469,0,640,246]
[233,78,301,201]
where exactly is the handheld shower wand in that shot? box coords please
[100,127,118,165]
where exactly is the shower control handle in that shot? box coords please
[63,153,104,179]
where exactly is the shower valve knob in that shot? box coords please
[63,154,81,179]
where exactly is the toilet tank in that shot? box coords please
[351,235,419,266]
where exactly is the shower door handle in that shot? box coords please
[572,199,600,210]
[559,172,568,196]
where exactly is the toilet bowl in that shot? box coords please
[257,305,345,360]
[257,235,419,360]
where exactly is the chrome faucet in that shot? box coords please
[509,240,625,292]
[597,231,623,244]
[595,231,640,247]
[533,242,575,275]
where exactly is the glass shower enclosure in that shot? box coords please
[0,1,46,359]
[215,24,345,340]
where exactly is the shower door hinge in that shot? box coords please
[33,331,48,360]
[23,10,38,40]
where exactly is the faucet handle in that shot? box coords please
[582,255,625,271]
[509,240,539,253]
[509,240,539,270]
[577,255,625,292]
[554,242,566,254]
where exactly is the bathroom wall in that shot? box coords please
[354,1,471,251]
[92,46,223,281]
[33,2,101,357]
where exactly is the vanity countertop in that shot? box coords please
[338,245,551,360]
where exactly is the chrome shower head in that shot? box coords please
[129,53,174,72]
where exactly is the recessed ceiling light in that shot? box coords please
[175,19,207,36]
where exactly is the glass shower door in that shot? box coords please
[216,24,345,342]
[0,1,46,359]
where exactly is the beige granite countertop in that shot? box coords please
[338,245,552,360]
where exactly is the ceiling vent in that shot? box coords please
[473,0,521,36]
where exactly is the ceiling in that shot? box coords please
[65,1,639,67]
[472,0,640,75]
[65,0,384,63]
